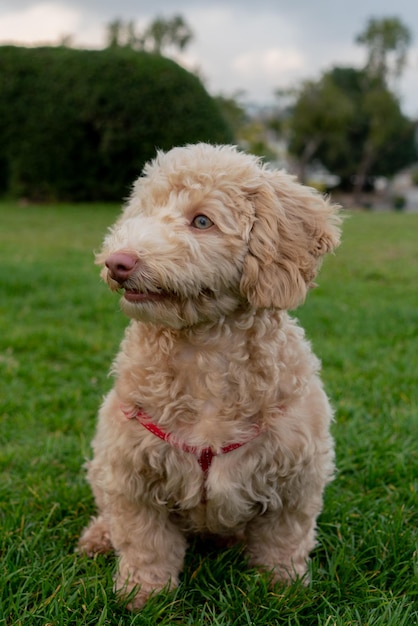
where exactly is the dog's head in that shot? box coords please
[97,144,341,328]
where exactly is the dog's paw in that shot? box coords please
[115,560,178,610]
[269,562,310,587]
[77,516,113,556]
[249,552,310,588]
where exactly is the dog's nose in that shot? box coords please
[105,251,139,283]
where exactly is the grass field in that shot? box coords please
[0,202,417,625]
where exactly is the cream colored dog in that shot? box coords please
[78,143,341,609]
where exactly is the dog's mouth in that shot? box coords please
[123,288,170,303]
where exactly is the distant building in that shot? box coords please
[391,165,418,211]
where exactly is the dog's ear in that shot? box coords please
[240,171,341,310]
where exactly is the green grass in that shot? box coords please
[1,203,417,625]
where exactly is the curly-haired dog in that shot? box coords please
[78,143,341,609]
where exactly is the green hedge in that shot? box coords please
[0,46,233,201]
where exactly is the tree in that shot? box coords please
[286,66,416,199]
[106,19,137,48]
[215,92,248,136]
[286,73,354,182]
[0,46,232,201]
[356,16,412,88]
[140,15,193,54]
[105,15,194,56]
[284,16,416,202]
[349,79,414,202]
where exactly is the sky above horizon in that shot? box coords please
[1,0,417,116]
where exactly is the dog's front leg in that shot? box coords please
[245,503,320,585]
[109,496,187,610]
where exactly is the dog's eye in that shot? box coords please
[191,215,214,230]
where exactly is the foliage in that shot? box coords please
[356,16,412,86]
[106,19,138,49]
[106,14,194,55]
[238,119,278,161]
[215,93,249,136]
[278,16,417,199]
[140,15,194,54]
[0,202,417,624]
[392,195,406,210]
[284,72,355,182]
[286,66,417,194]
[0,45,232,202]
[215,94,278,161]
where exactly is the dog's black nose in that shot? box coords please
[105,251,139,283]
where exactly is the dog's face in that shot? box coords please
[97,144,341,328]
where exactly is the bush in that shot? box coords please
[392,195,406,211]
[0,46,233,201]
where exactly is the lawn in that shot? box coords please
[0,202,417,625]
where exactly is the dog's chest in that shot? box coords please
[173,344,230,402]
[118,322,280,446]
[112,320,312,532]
[166,443,282,535]
[164,343,252,445]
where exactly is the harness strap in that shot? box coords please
[127,407,260,474]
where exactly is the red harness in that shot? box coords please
[126,406,261,475]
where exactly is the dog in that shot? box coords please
[78,143,341,609]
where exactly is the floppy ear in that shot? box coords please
[240,171,341,310]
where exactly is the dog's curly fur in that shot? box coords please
[78,143,342,609]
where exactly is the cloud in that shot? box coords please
[0,3,83,45]
[0,0,416,114]
[233,48,305,81]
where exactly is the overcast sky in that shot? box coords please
[1,0,417,116]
